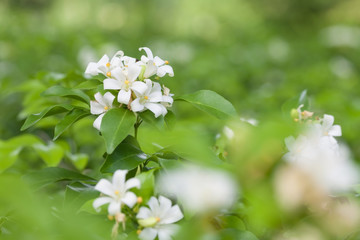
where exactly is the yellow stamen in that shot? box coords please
[108,215,114,221]
[106,71,111,77]
[137,197,143,204]
[125,80,129,85]
[125,65,128,67]
[144,96,149,100]
[155,217,160,222]
[114,190,119,195]
[164,60,169,65]
[136,229,142,235]
[106,62,111,67]
[104,106,109,111]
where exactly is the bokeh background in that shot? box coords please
[1,0,360,239]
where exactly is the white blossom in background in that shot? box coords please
[139,47,174,78]
[240,117,258,126]
[131,79,168,117]
[283,114,359,194]
[93,170,140,216]
[137,196,183,240]
[157,165,238,213]
[90,92,115,131]
[85,51,124,77]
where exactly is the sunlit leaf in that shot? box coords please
[66,152,89,171]
[42,85,90,103]
[100,108,136,154]
[54,108,90,140]
[176,90,237,119]
[21,104,73,130]
[33,142,64,167]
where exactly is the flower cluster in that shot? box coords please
[93,170,183,240]
[86,47,174,130]
[284,107,359,194]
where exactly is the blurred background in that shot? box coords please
[1,0,360,151]
[0,0,360,238]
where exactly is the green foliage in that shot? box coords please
[42,85,91,104]
[100,108,137,154]
[54,108,90,140]
[176,90,237,119]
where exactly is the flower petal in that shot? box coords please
[118,89,131,105]
[157,65,174,77]
[122,191,137,208]
[145,103,166,118]
[154,56,165,66]
[90,101,105,115]
[85,62,99,75]
[137,207,153,219]
[111,67,126,81]
[112,170,127,191]
[93,113,105,131]
[160,205,183,224]
[329,125,342,137]
[157,196,172,218]
[131,81,148,95]
[108,200,121,215]
[147,196,160,214]
[139,227,158,240]
[322,114,334,131]
[104,79,121,90]
[103,92,115,107]
[139,47,154,60]
[157,224,179,240]
[131,98,145,112]
[95,178,115,197]
[127,64,141,82]
[144,61,157,78]
[94,92,106,106]
[125,178,141,191]
[93,197,113,212]
[162,96,173,105]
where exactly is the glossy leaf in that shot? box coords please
[66,152,89,171]
[64,182,98,210]
[21,104,73,130]
[100,108,136,154]
[176,90,237,119]
[42,85,90,103]
[101,136,148,172]
[74,79,102,90]
[23,167,94,189]
[53,108,90,140]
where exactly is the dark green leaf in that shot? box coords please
[100,108,137,154]
[21,104,73,130]
[139,111,165,130]
[54,108,90,140]
[23,167,95,189]
[101,136,147,172]
[42,85,90,104]
[176,90,237,119]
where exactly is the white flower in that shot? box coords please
[90,92,115,131]
[283,119,359,193]
[131,79,167,117]
[103,63,147,105]
[138,47,174,78]
[93,170,140,216]
[137,196,183,240]
[157,165,238,213]
[161,85,174,108]
[85,51,124,77]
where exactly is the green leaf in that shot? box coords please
[64,182,98,211]
[23,167,94,189]
[176,90,237,119]
[54,108,90,140]
[101,136,147,172]
[33,142,64,167]
[219,229,259,240]
[66,152,89,171]
[0,135,42,172]
[139,111,165,130]
[42,85,90,104]
[101,108,137,154]
[74,79,102,90]
[21,104,73,130]
[132,169,157,202]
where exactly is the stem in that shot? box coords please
[134,115,142,140]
